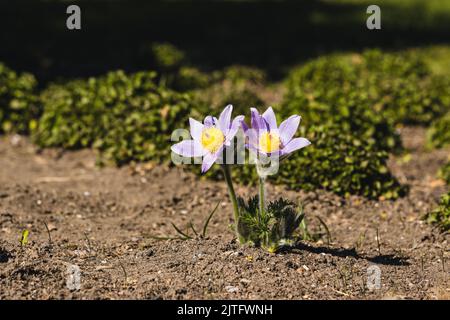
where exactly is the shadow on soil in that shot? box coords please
[287,242,410,266]
[0,248,11,263]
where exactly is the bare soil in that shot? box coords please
[0,127,449,300]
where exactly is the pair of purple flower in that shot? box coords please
[171,105,311,172]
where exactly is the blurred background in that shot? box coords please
[0,0,449,231]
[1,0,449,83]
[0,0,449,201]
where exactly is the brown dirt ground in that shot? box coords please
[0,127,449,300]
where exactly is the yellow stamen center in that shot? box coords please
[201,127,225,153]
[259,132,281,153]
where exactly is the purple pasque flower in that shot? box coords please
[171,104,244,173]
[241,107,310,157]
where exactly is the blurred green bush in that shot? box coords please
[151,42,213,92]
[152,43,186,71]
[283,49,450,128]
[427,112,450,149]
[222,65,266,85]
[270,49,450,198]
[187,65,267,122]
[440,161,450,186]
[260,49,435,199]
[0,63,39,134]
[275,122,406,199]
[34,70,194,165]
[423,191,450,232]
[172,67,211,91]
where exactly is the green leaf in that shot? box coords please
[171,222,192,240]
[19,229,29,246]
[202,201,220,238]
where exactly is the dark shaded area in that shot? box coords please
[0,248,11,263]
[367,254,410,266]
[0,0,449,83]
[290,243,410,266]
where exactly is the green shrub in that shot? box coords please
[274,122,405,199]
[282,86,402,153]
[172,67,211,91]
[282,53,401,153]
[34,70,194,165]
[367,47,450,125]
[222,65,266,85]
[0,63,39,134]
[275,49,450,198]
[427,111,450,149]
[273,50,425,198]
[423,191,450,232]
[191,66,267,119]
[150,46,267,94]
[373,75,450,125]
[440,162,450,185]
[151,43,185,71]
[150,43,210,92]
[283,49,450,128]
[35,79,103,149]
[362,49,429,78]
[212,86,265,116]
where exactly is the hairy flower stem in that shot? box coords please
[259,176,266,219]
[221,164,243,242]
[258,175,274,253]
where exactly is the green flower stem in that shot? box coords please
[259,176,266,219]
[221,164,241,237]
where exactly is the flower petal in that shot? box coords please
[262,107,277,130]
[279,115,301,145]
[204,116,218,127]
[171,140,206,157]
[261,118,272,132]
[247,144,263,159]
[281,137,311,155]
[201,147,223,173]
[244,127,259,149]
[231,115,245,131]
[189,118,204,141]
[250,108,266,133]
[218,104,233,132]
[240,119,249,132]
[225,115,244,144]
